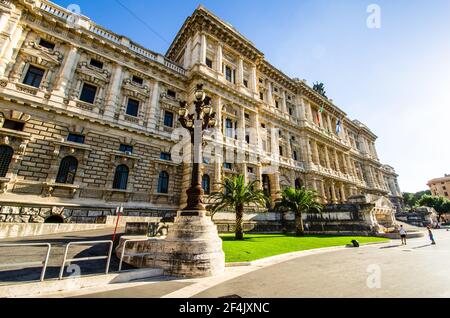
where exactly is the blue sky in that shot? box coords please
[52,0,450,193]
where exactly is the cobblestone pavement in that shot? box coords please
[0,228,129,285]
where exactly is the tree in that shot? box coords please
[418,194,450,222]
[402,190,432,209]
[274,187,323,236]
[312,82,327,99]
[209,175,268,240]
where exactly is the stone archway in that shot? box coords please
[44,215,64,223]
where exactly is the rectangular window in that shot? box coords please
[126,98,140,117]
[247,167,254,174]
[119,144,133,153]
[275,101,279,108]
[293,151,298,161]
[289,108,293,115]
[167,89,176,98]
[23,65,45,88]
[225,66,232,82]
[90,58,104,69]
[39,39,55,50]
[243,79,248,88]
[164,111,174,127]
[67,133,85,144]
[279,146,283,156]
[244,113,250,119]
[225,118,233,138]
[259,92,264,100]
[223,163,232,170]
[79,83,97,104]
[2,119,25,131]
[206,57,213,69]
[132,75,143,85]
[160,152,171,161]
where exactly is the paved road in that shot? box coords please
[71,229,450,298]
[195,230,450,298]
[0,228,128,284]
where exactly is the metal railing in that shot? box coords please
[118,238,151,272]
[59,240,113,280]
[0,243,51,282]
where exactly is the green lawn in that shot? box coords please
[221,234,388,263]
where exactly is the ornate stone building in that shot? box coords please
[0,0,402,224]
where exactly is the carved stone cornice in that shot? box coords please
[166,6,264,63]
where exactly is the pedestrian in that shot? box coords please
[427,226,436,245]
[399,225,407,245]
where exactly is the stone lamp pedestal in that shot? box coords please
[163,210,225,278]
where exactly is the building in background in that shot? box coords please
[0,0,403,224]
[428,175,450,199]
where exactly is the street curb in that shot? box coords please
[225,240,390,268]
[0,268,163,298]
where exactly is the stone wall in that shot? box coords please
[0,203,176,224]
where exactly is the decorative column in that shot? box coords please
[330,182,338,204]
[104,63,123,118]
[216,44,223,74]
[147,81,160,130]
[320,179,327,204]
[281,91,288,114]
[183,37,193,69]
[324,146,331,169]
[237,56,244,87]
[0,23,25,78]
[199,33,207,65]
[267,82,274,107]
[333,149,340,172]
[312,140,320,165]
[286,131,292,160]
[255,164,263,190]
[54,45,81,96]
[340,183,346,203]
[250,64,257,93]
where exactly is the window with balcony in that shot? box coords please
[157,171,169,193]
[56,156,78,184]
[202,174,211,195]
[23,65,45,88]
[225,118,233,138]
[206,57,213,69]
[79,83,97,104]
[126,98,140,117]
[113,164,129,190]
[164,111,174,127]
[225,65,233,83]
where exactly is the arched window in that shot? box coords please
[113,164,129,190]
[56,156,78,184]
[157,171,169,194]
[0,145,13,178]
[295,178,303,190]
[202,174,211,194]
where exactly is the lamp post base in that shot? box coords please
[163,210,225,278]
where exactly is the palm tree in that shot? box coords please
[274,187,322,236]
[209,175,268,240]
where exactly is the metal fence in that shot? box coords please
[0,243,52,282]
[118,238,151,272]
[59,240,113,280]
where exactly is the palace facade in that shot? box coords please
[0,0,402,224]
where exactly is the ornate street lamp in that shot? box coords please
[178,84,217,213]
